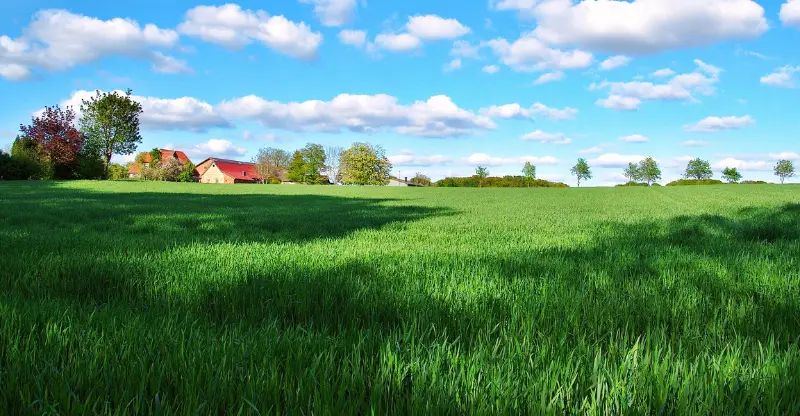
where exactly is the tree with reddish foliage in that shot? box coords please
[19,105,83,174]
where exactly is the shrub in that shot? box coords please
[666,179,725,186]
[269,178,282,185]
[435,175,569,188]
[741,180,769,185]
[616,182,649,187]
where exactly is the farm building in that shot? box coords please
[388,177,424,187]
[195,158,263,184]
[128,149,192,178]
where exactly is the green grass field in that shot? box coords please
[1,181,799,414]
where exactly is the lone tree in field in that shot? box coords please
[683,158,713,181]
[774,159,795,184]
[521,162,536,186]
[475,166,489,187]
[623,162,641,183]
[570,158,592,187]
[339,142,392,185]
[325,146,343,184]
[638,157,661,186]
[254,147,290,183]
[79,89,143,176]
[721,167,742,183]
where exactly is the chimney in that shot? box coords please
[404,176,408,182]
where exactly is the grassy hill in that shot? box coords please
[1,181,799,414]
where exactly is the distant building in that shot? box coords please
[388,177,424,187]
[128,149,191,178]
[195,158,262,184]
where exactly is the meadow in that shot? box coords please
[1,181,799,414]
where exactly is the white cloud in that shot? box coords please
[299,0,359,27]
[578,146,605,155]
[481,102,578,121]
[683,115,754,132]
[533,71,565,85]
[53,89,231,132]
[464,153,559,166]
[596,95,641,110]
[651,68,675,78]
[599,55,631,70]
[590,153,648,168]
[0,10,180,80]
[388,152,452,166]
[482,65,500,74]
[529,0,768,55]
[451,40,481,59]
[682,140,710,147]
[487,34,593,71]
[178,4,322,60]
[769,152,800,160]
[760,66,800,88]
[150,52,192,74]
[372,33,421,52]
[712,158,771,171]
[218,94,496,138]
[406,15,470,40]
[184,139,247,158]
[521,130,572,145]
[444,58,462,72]
[338,29,367,47]
[619,134,648,143]
[781,0,800,27]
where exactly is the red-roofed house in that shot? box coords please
[195,158,263,184]
[128,149,192,178]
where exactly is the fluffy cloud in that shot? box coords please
[299,0,359,27]
[769,152,800,160]
[406,15,470,40]
[781,0,800,27]
[338,29,367,47]
[52,90,231,132]
[486,34,593,71]
[481,102,578,121]
[178,4,322,60]
[712,158,771,171]
[464,153,559,166]
[590,153,648,168]
[760,66,799,88]
[388,152,452,166]
[593,59,721,110]
[183,139,247,158]
[578,146,605,155]
[651,68,675,77]
[619,134,648,143]
[444,58,462,72]
[533,71,565,85]
[451,40,481,59]
[599,55,631,70]
[482,65,500,74]
[529,0,768,55]
[372,33,422,52]
[521,130,572,145]
[218,94,496,137]
[683,115,754,132]
[0,10,180,80]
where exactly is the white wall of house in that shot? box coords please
[200,164,227,184]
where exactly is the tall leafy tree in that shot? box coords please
[623,162,641,183]
[301,143,326,184]
[19,105,84,178]
[683,158,713,181]
[411,172,432,186]
[253,147,290,182]
[475,166,489,187]
[570,158,592,187]
[287,151,306,183]
[79,89,143,176]
[339,142,392,185]
[521,162,536,186]
[325,146,344,184]
[721,167,742,183]
[638,157,661,185]
[774,159,795,184]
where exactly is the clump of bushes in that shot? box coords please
[616,182,651,187]
[666,179,725,186]
[268,178,282,184]
[435,175,569,188]
[741,180,769,185]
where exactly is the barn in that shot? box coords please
[195,158,262,184]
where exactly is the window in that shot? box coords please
[242,171,247,177]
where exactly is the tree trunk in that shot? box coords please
[104,150,113,179]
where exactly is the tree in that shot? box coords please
[623,162,641,183]
[683,158,713,181]
[149,148,162,165]
[253,147,290,183]
[177,161,196,182]
[301,143,327,184]
[325,146,344,184]
[287,151,306,183]
[19,105,83,178]
[721,167,742,183]
[570,158,592,187]
[774,159,795,184]
[161,158,185,181]
[476,166,489,187]
[80,89,143,176]
[339,142,392,185]
[107,163,129,180]
[411,172,432,186]
[638,157,661,185]
[521,162,536,186]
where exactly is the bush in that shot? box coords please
[741,180,769,185]
[665,179,725,186]
[0,149,48,180]
[108,163,129,180]
[615,181,650,187]
[435,175,569,188]
[269,178,282,184]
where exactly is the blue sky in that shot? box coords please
[1,0,798,185]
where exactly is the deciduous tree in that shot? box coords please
[684,158,713,181]
[638,157,661,185]
[19,105,83,178]
[774,159,795,184]
[287,151,306,183]
[411,172,432,186]
[721,167,742,183]
[623,162,641,183]
[253,147,290,182]
[325,146,343,184]
[339,142,392,185]
[79,89,143,176]
[521,162,536,186]
[570,158,592,187]
[476,166,489,187]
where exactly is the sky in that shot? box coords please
[0,0,798,186]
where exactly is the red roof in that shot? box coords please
[212,159,262,182]
[128,149,192,174]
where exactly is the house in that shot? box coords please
[388,177,424,187]
[195,158,263,184]
[128,149,192,178]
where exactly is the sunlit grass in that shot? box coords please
[1,181,799,414]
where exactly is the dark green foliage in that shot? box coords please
[684,158,713,180]
[107,163,129,180]
[285,144,328,184]
[79,89,143,175]
[435,175,568,188]
[177,161,196,183]
[149,148,162,164]
[741,180,768,185]
[666,179,725,186]
[287,150,306,182]
[722,167,743,183]
[616,181,650,187]
[72,148,106,179]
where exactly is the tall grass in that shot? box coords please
[1,181,799,414]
